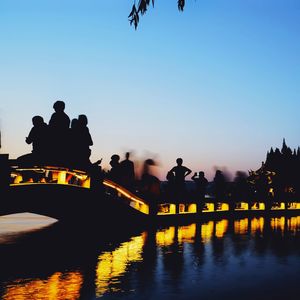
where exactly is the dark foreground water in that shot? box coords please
[0,213,299,300]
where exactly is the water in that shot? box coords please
[0,213,299,300]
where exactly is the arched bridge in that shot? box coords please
[1,164,300,221]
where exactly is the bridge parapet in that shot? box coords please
[10,166,91,188]
[5,165,300,218]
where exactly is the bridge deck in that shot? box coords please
[7,165,300,217]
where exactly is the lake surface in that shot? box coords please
[0,213,299,300]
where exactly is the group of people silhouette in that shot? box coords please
[107,155,210,205]
[18,103,229,203]
[19,101,93,169]
[108,152,135,190]
[165,158,209,203]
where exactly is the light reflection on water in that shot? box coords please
[2,272,83,300]
[0,215,300,300]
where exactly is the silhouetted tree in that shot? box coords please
[128,0,185,29]
[248,139,300,201]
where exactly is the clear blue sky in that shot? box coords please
[0,0,299,180]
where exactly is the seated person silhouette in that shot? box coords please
[191,171,208,203]
[18,116,48,166]
[49,100,70,130]
[108,154,121,183]
[48,101,70,165]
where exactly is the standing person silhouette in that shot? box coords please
[68,118,79,166]
[77,114,93,168]
[192,171,208,212]
[213,170,226,201]
[48,101,70,165]
[169,158,192,210]
[140,159,160,216]
[120,152,135,190]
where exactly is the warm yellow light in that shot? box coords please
[10,167,91,188]
[201,221,214,243]
[179,204,185,213]
[157,203,176,215]
[203,203,214,212]
[95,234,145,298]
[2,271,83,300]
[178,203,197,213]
[178,224,196,243]
[103,179,149,215]
[271,202,285,210]
[156,226,176,246]
[251,217,264,234]
[57,171,67,184]
[129,201,149,214]
[250,202,265,210]
[235,202,249,210]
[287,202,300,210]
[215,219,228,238]
[271,216,285,232]
[81,177,90,188]
[103,181,116,189]
[188,203,197,213]
[234,218,249,234]
[216,203,229,211]
[13,175,23,184]
[287,216,300,235]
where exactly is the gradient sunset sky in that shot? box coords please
[0,0,299,180]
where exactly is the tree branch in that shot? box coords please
[129,0,185,29]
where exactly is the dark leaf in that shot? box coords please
[138,1,148,15]
[128,4,137,18]
[178,0,185,11]
[128,4,140,29]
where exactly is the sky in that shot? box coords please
[0,0,299,180]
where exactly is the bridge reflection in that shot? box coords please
[1,215,299,299]
[2,271,83,300]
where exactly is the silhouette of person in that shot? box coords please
[169,158,192,202]
[25,115,48,164]
[165,170,176,200]
[232,171,250,201]
[77,114,93,168]
[213,170,226,201]
[120,152,135,190]
[48,101,70,165]
[68,118,79,166]
[108,154,121,183]
[49,100,70,130]
[140,159,160,215]
[192,171,208,205]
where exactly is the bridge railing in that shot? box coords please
[6,165,300,216]
[156,201,300,215]
[103,179,149,215]
[9,166,91,188]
